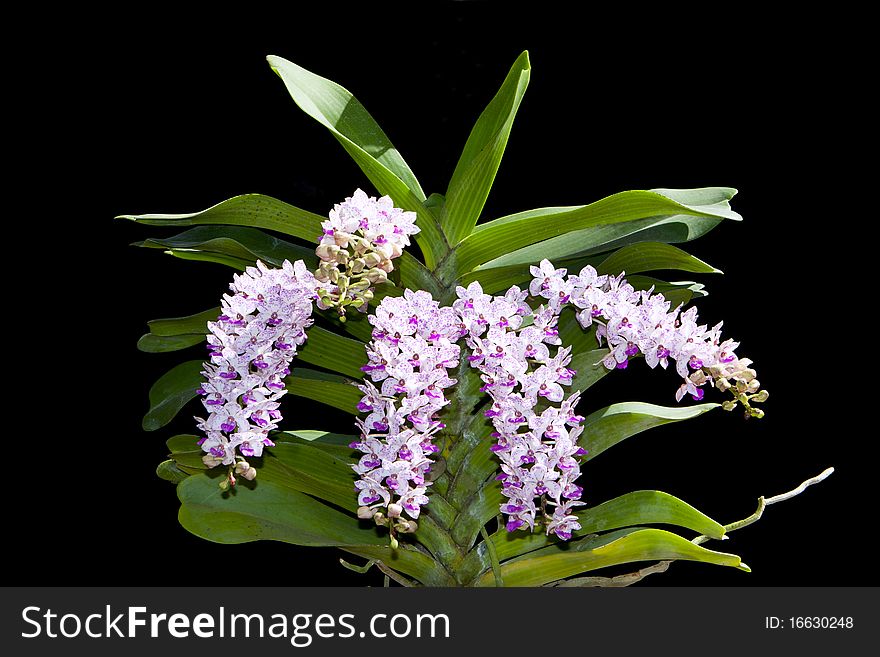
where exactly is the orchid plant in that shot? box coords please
[122,52,816,587]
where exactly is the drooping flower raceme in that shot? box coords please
[454,281,588,540]
[529,259,767,417]
[196,259,317,486]
[315,189,420,320]
[351,290,461,536]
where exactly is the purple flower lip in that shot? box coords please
[219,371,237,380]
[575,447,589,456]
[544,328,559,337]
[691,388,705,401]
[267,381,285,391]
[722,355,736,363]
[221,421,236,433]
[616,359,629,370]
[196,387,207,396]
[375,235,387,245]
[503,504,525,514]
[253,359,269,370]
[489,443,509,453]
[467,354,483,362]
[363,457,381,469]
[205,398,224,406]
[408,316,419,325]
[428,332,441,341]
[275,341,292,350]
[361,494,381,505]
[506,519,525,532]
[372,421,389,432]
[210,447,224,457]
[625,342,639,356]
[348,441,362,449]
[252,415,268,427]
[356,401,373,412]
[554,529,573,540]
[196,437,207,446]
[262,437,275,447]
[689,356,704,370]
[657,346,670,359]
[485,408,500,417]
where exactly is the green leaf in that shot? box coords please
[156,459,191,483]
[597,241,721,276]
[279,430,357,447]
[137,333,204,353]
[163,248,250,270]
[177,473,385,548]
[460,187,738,272]
[460,490,727,582]
[148,307,219,336]
[134,226,317,269]
[582,401,719,461]
[259,442,358,512]
[444,51,530,244]
[117,194,325,243]
[285,368,362,414]
[143,360,204,431]
[476,528,746,586]
[166,434,208,471]
[266,55,448,268]
[298,326,366,379]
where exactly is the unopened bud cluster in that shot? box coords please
[315,189,419,320]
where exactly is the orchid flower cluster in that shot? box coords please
[529,260,767,418]
[351,290,462,540]
[453,281,589,540]
[193,191,765,545]
[195,259,317,488]
[315,189,420,320]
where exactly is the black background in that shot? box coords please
[17,5,870,587]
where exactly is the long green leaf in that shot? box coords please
[177,473,385,548]
[266,55,447,268]
[148,307,219,336]
[143,360,204,431]
[476,529,749,586]
[164,249,250,270]
[461,489,727,582]
[135,226,317,269]
[137,333,204,353]
[444,51,530,244]
[460,187,738,272]
[476,528,746,586]
[285,368,361,414]
[582,401,719,461]
[597,241,721,276]
[298,326,366,379]
[117,194,325,242]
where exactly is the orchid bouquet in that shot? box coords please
[122,52,817,587]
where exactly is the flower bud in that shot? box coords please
[373,512,387,526]
[751,389,769,403]
[202,454,223,468]
[329,267,341,284]
[396,520,418,534]
[715,377,731,391]
[361,289,374,302]
[365,268,388,284]
[746,379,760,393]
[357,506,376,520]
[234,460,250,475]
[242,467,257,481]
[722,400,738,412]
[387,503,403,518]
[351,258,366,274]
[334,231,353,248]
[335,250,349,266]
[363,252,382,267]
[218,478,230,491]
[316,244,339,261]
